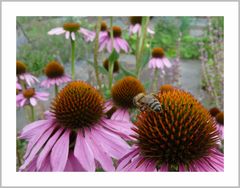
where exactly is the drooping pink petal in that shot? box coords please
[147,27,155,35]
[145,160,156,171]
[85,130,114,171]
[79,28,96,42]
[65,152,85,172]
[111,108,130,122]
[36,127,64,170]
[106,40,113,53]
[74,130,95,171]
[132,24,141,34]
[162,57,171,68]
[19,126,55,171]
[50,129,70,171]
[20,98,27,107]
[113,40,121,53]
[48,27,64,35]
[65,31,70,39]
[179,163,186,171]
[39,154,51,172]
[117,147,139,171]
[30,97,37,106]
[156,59,164,70]
[116,38,129,52]
[71,32,76,41]
[92,126,130,159]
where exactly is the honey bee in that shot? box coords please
[133,93,162,112]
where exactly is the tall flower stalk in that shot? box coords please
[108,17,114,90]
[136,16,150,78]
[93,17,103,93]
[71,39,76,80]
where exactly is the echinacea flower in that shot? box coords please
[48,22,95,42]
[40,60,71,88]
[159,84,176,93]
[16,88,49,107]
[103,59,119,73]
[99,21,108,38]
[19,81,131,172]
[129,16,155,36]
[117,89,223,172]
[17,61,39,87]
[99,26,129,53]
[148,48,171,70]
[105,76,145,138]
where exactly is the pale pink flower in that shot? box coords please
[99,26,129,53]
[16,88,49,107]
[129,16,155,36]
[148,47,171,70]
[40,60,71,88]
[48,22,95,42]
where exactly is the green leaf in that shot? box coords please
[108,49,119,64]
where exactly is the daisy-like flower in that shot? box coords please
[117,89,223,172]
[19,81,132,172]
[17,61,39,87]
[40,60,71,88]
[148,48,171,70]
[48,22,95,42]
[129,16,155,36]
[16,88,49,107]
[99,26,129,53]
[103,59,119,73]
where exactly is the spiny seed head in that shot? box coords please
[159,84,176,93]
[103,59,119,73]
[108,26,122,38]
[209,107,221,117]
[152,47,165,58]
[129,16,142,25]
[51,81,104,129]
[63,22,80,32]
[215,112,224,125]
[101,21,108,31]
[111,76,145,108]
[23,88,35,98]
[44,60,64,78]
[134,89,219,166]
[16,61,27,75]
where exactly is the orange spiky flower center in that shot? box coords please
[209,107,221,117]
[103,59,119,73]
[23,88,35,99]
[63,22,80,32]
[108,26,122,38]
[111,76,145,109]
[51,81,104,129]
[44,61,64,79]
[133,90,219,168]
[101,21,108,31]
[152,48,165,58]
[159,84,176,93]
[129,16,142,25]
[16,61,27,75]
[216,112,224,125]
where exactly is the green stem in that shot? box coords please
[54,84,58,97]
[108,17,114,90]
[136,16,150,79]
[30,105,35,122]
[94,17,103,94]
[135,34,140,71]
[151,69,159,92]
[16,139,22,168]
[71,39,76,80]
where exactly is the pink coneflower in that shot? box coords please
[17,61,39,87]
[16,88,49,107]
[117,89,224,172]
[19,81,131,172]
[99,21,108,39]
[99,26,129,53]
[40,60,71,89]
[16,78,22,90]
[148,48,171,70]
[129,16,155,36]
[48,22,95,42]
